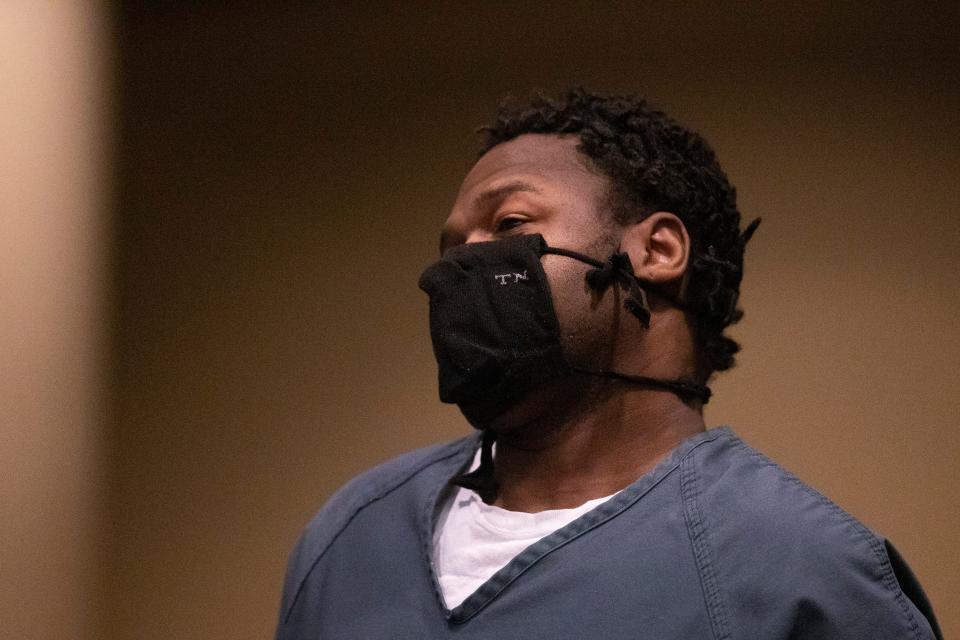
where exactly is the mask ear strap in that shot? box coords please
[543,245,688,327]
[570,367,712,403]
[604,251,652,327]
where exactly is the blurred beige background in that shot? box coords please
[2,2,957,639]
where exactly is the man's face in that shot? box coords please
[439,134,624,429]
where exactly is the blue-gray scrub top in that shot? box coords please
[276,427,941,639]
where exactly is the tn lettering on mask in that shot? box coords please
[493,271,529,285]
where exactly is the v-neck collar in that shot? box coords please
[419,427,733,624]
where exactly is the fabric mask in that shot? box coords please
[417,233,711,430]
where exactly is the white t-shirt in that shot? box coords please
[432,448,618,609]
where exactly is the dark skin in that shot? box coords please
[440,134,706,513]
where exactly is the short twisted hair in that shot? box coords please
[478,88,760,382]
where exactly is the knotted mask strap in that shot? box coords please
[452,428,499,503]
[542,246,656,326]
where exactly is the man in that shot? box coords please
[276,89,941,639]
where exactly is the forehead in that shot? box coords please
[456,134,596,201]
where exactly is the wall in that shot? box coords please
[0,3,109,640]
[108,4,958,639]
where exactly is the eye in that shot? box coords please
[494,216,528,233]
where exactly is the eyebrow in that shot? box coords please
[472,180,540,209]
[439,181,541,253]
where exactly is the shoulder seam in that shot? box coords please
[681,447,731,640]
[281,438,473,624]
[732,439,924,639]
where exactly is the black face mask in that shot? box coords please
[417,233,711,430]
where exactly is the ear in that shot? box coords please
[619,211,690,286]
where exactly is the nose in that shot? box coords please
[463,229,496,245]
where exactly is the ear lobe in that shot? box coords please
[619,212,690,284]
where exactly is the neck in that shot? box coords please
[489,382,705,512]
[489,307,705,512]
